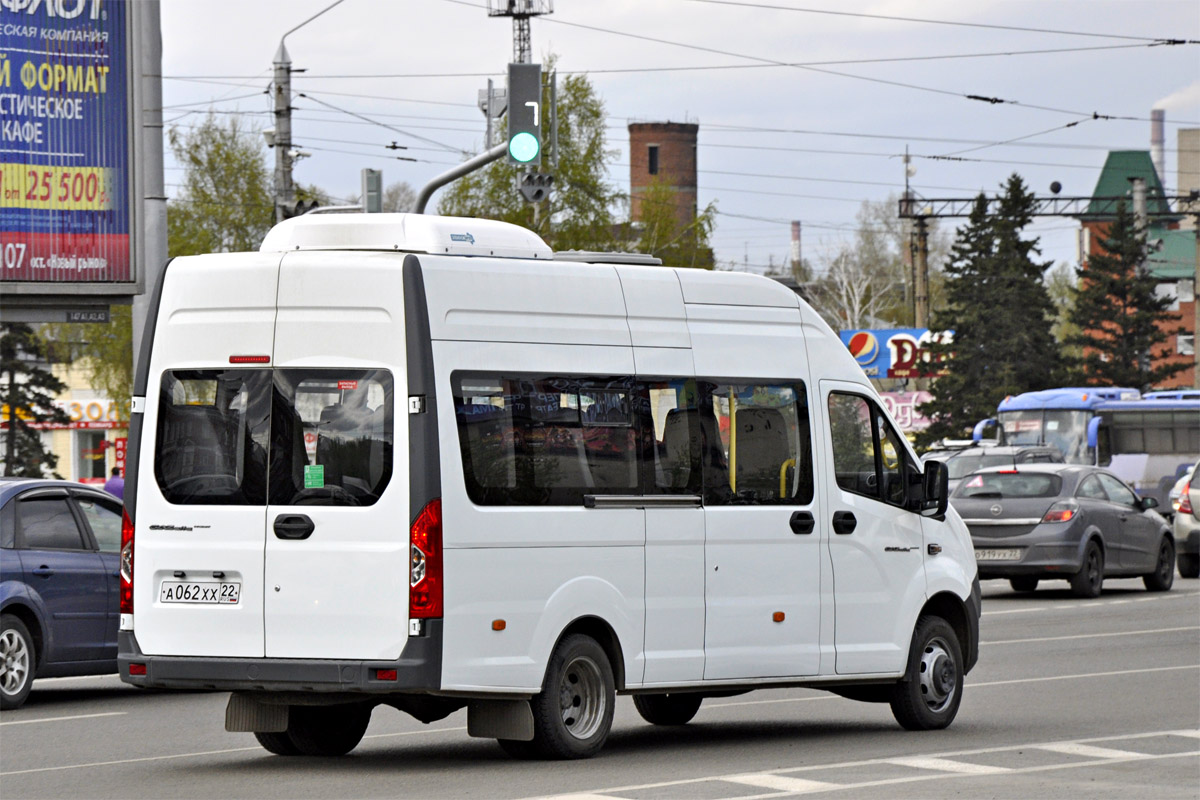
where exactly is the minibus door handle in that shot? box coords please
[832,511,857,535]
[273,514,315,540]
[789,511,815,535]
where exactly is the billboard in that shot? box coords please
[0,0,132,285]
[839,328,953,379]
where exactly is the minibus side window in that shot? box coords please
[828,391,916,508]
[638,379,702,495]
[154,370,271,505]
[268,370,394,507]
[452,373,639,506]
[701,382,814,506]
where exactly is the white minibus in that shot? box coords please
[118,214,979,759]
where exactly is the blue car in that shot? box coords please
[1,478,123,709]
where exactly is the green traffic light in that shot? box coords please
[509,132,540,163]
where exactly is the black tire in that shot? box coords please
[1009,577,1039,593]
[505,634,615,760]
[1178,553,1200,579]
[1143,537,1175,592]
[1070,541,1104,598]
[285,704,372,757]
[0,614,36,711]
[633,693,703,726]
[254,731,301,756]
[889,615,963,731]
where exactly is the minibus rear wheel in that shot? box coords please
[504,634,615,759]
[285,703,372,756]
[254,731,301,756]
[633,693,703,725]
[889,615,963,731]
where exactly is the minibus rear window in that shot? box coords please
[155,370,271,505]
[453,373,639,506]
[268,370,394,507]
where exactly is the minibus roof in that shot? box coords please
[260,213,554,260]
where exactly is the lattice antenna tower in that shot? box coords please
[487,0,553,64]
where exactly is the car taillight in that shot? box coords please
[1180,492,1193,516]
[120,508,134,615]
[1041,501,1078,523]
[410,499,442,619]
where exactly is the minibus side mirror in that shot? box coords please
[920,460,949,518]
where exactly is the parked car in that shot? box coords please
[951,464,1174,597]
[1,478,123,709]
[1173,460,1200,578]
[937,444,1064,493]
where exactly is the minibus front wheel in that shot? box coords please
[889,615,963,731]
[500,634,615,759]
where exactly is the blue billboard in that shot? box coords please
[1,0,131,283]
[839,328,953,379]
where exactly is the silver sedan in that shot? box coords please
[951,463,1174,597]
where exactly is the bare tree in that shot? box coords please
[383,181,416,213]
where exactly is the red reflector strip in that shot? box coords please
[375,669,398,681]
[128,663,147,676]
[229,355,271,364]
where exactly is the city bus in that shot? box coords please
[973,387,1200,509]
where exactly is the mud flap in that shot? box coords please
[467,699,534,741]
[225,693,288,732]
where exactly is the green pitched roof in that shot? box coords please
[1145,226,1197,280]
[1084,150,1176,219]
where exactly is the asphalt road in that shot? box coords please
[3,576,1198,800]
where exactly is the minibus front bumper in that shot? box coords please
[117,621,442,694]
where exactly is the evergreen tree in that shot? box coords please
[918,175,1066,446]
[1,324,71,477]
[1065,202,1186,389]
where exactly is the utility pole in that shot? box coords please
[272,42,294,223]
[913,217,930,329]
[270,0,347,222]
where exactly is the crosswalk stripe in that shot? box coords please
[722,773,838,793]
[887,756,1011,774]
[1039,743,1149,760]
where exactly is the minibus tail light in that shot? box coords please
[1041,501,1078,524]
[120,508,135,614]
[410,499,443,619]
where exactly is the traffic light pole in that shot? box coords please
[412,143,508,214]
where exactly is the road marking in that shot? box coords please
[982,625,1198,646]
[723,774,838,792]
[0,711,126,727]
[886,756,1010,774]
[981,590,1200,616]
[709,695,834,709]
[707,664,1200,712]
[1039,742,1150,760]
[0,725,468,776]
[969,663,1199,688]
[529,729,1200,800]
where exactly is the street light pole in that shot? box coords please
[272,0,348,222]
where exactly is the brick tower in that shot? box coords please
[628,122,698,230]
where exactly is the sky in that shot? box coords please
[159,0,1200,276]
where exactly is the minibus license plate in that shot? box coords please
[160,580,240,604]
[974,548,1021,561]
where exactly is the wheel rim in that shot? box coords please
[917,636,958,714]
[1085,548,1101,589]
[1157,542,1173,583]
[1,629,30,696]
[557,655,606,740]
